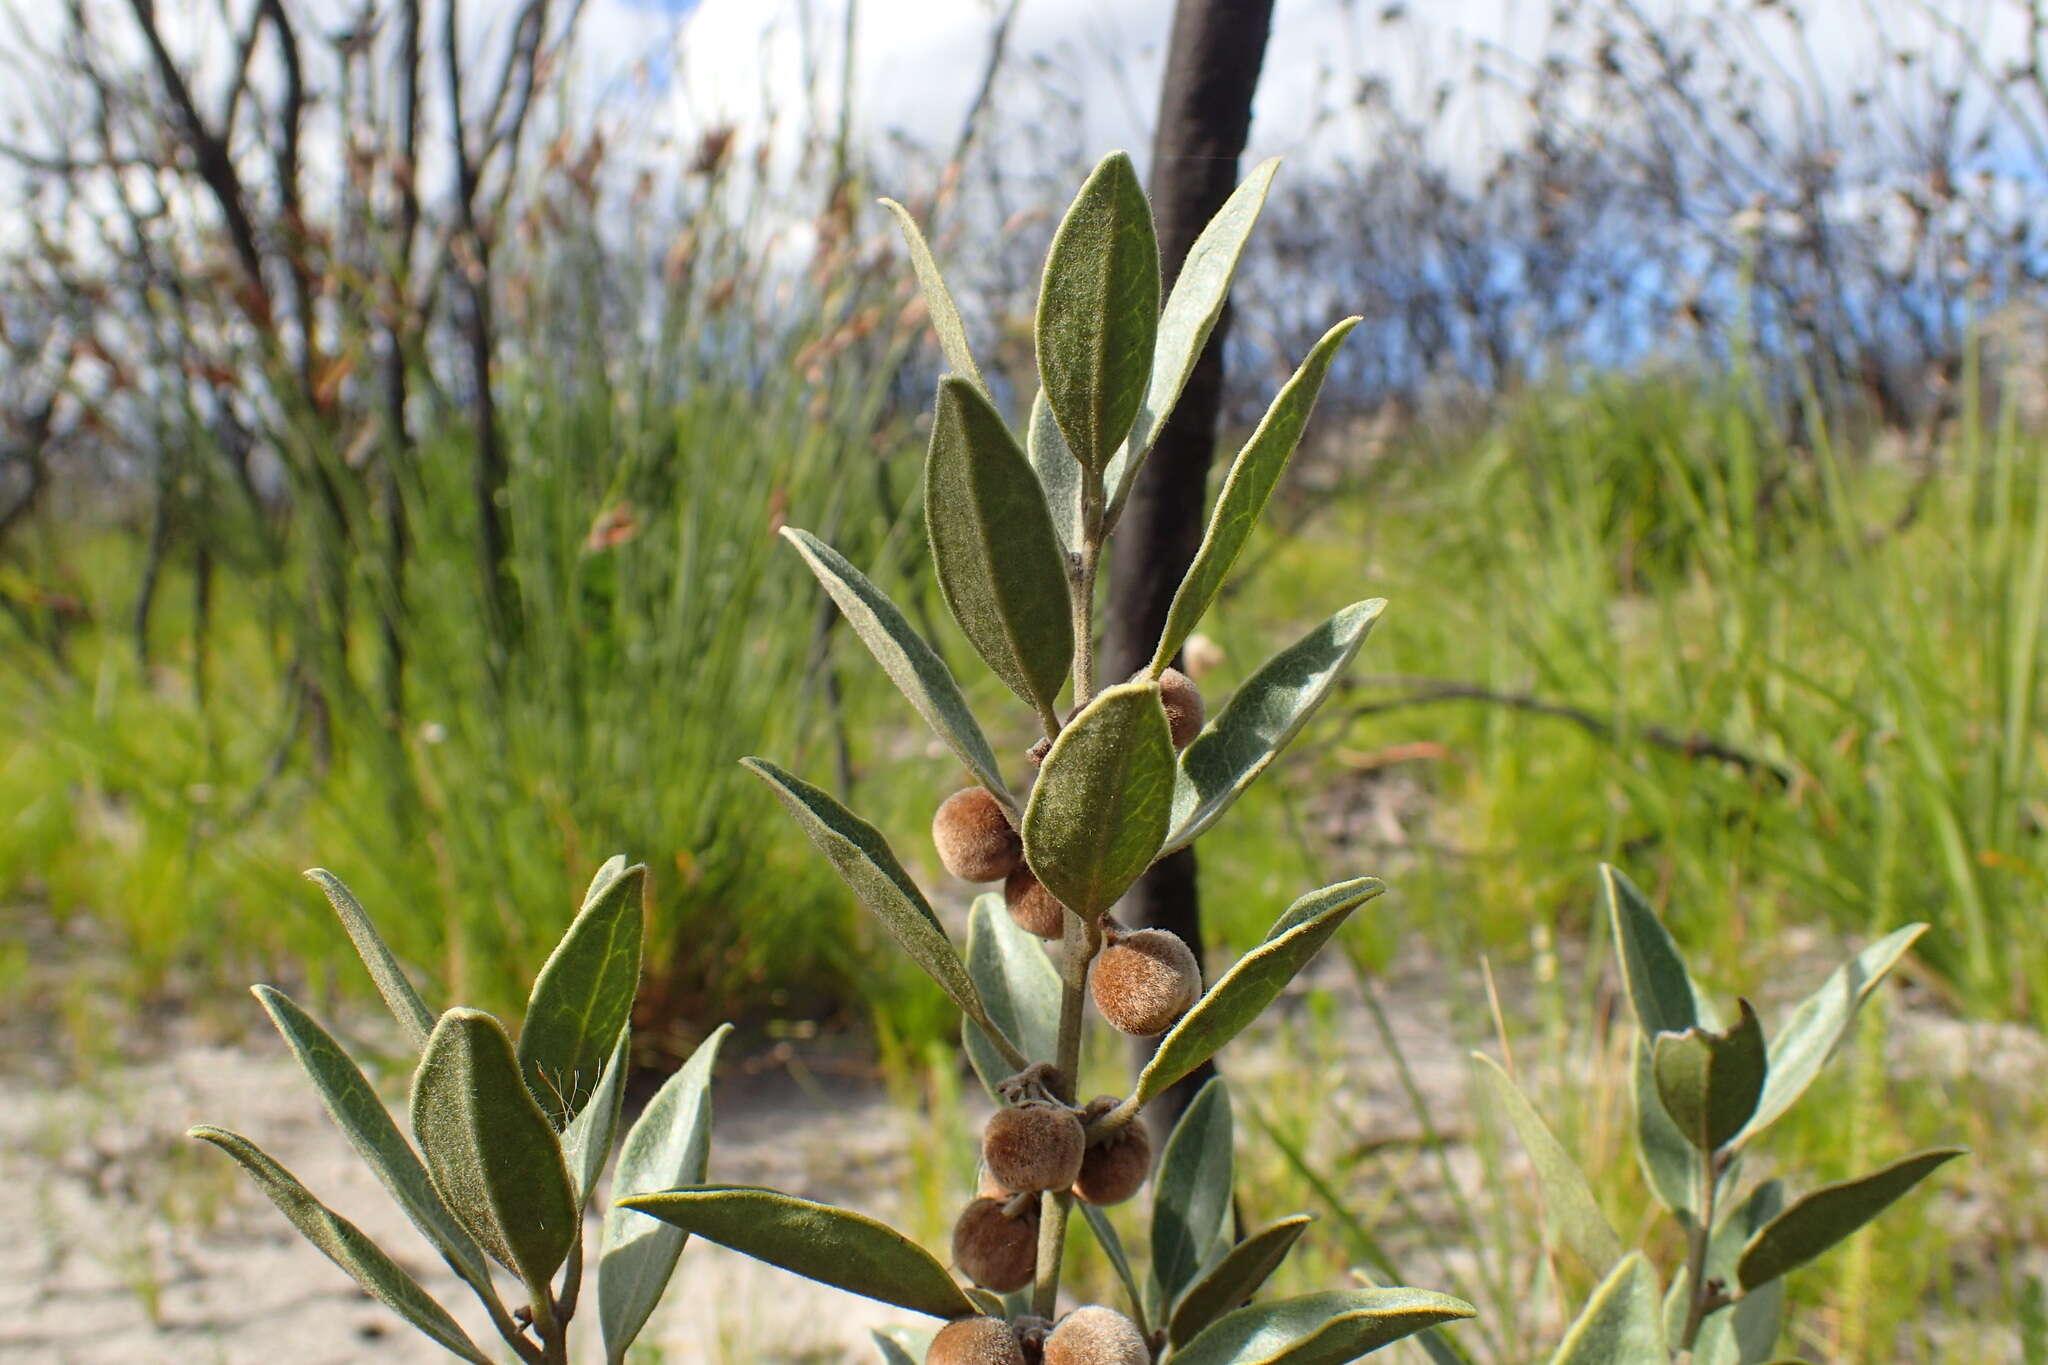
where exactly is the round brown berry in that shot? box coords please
[933,787,1022,882]
[1072,1098,1151,1206]
[950,1196,1038,1293]
[1004,865,1067,940]
[1091,929,1201,1036]
[1156,666,1205,749]
[1042,1305,1148,1365]
[982,1101,1085,1193]
[928,1314,1027,1365]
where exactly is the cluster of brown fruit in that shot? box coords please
[928,1305,1149,1365]
[952,1085,1153,1295]
[931,666,1206,1033]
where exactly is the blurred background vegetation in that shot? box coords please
[1,0,2043,1355]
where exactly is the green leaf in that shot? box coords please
[1653,999,1767,1153]
[583,854,629,906]
[188,1126,492,1365]
[599,1023,731,1364]
[1134,879,1383,1106]
[1079,1202,1148,1326]
[743,758,1021,1065]
[1472,1053,1624,1276]
[1736,924,1926,1144]
[1029,386,1086,554]
[518,862,645,1129]
[961,894,1062,1097]
[564,1024,630,1209]
[305,869,434,1052]
[879,197,983,392]
[249,986,489,1286]
[1170,1288,1478,1365]
[1633,1039,1697,1218]
[1164,600,1385,853]
[1736,1148,1964,1291]
[925,376,1074,715]
[1168,1214,1314,1347]
[1604,864,1698,1039]
[616,1186,978,1319]
[1149,318,1360,675]
[410,1008,578,1287]
[1036,150,1159,473]
[1548,1252,1666,1365]
[1022,680,1176,918]
[1106,158,1281,514]
[1151,1076,1236,1314]
[782,527,1012,802]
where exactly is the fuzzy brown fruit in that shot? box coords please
[1090,928,1201,1036]
[1004,865,1067,940]
[982,1101,1085,1193]
[1042,1305,1148,1365]
[1072,1098,1151,1205]
[1155,666,1205,749]
[950,1196,1039,1293]
[928,1315,1027,1365]
[933,787,1022,882]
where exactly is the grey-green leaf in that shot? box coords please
[1548,1252,1666,1365]
[249,986,489,1286]
[584,854,629,907]
[1736,924,1926,1145]
[1023,680,1177,918]
[742,758,1021,1068]
[872,1329,927,1365]
[1736,1148,1964,1291]
[1633,1039,1697,1217]
[1036,149,1159,473]
[1653,999,1767,1152]
[782,526,1012,802]
[1107,158,1281,514]
[1134,879,1383,1106]
[925,376,1074,715]
[1029,387,1086,554]
[1079,1202,1148,1326]
[962,893,1062,1098]
[880,197,983,392]
[564,1024,630,1209]
[1164,599,1385,853]
[305,869,434,1052]
[1149,317,1360,675]
[519,861,645,1129]
[1171,1288,1478,1365]
[411,1008,578,1286]
[615,1186,978,1320]
[1151,1076,1236,1313]
[188,1126,492,1365]
[1473,1053,1624,1275]
[599,1022,731,1364]
[1604,864,1698,1039]
[1168,1214,1314,1348]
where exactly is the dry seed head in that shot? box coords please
[1004,865,1067,940]
[1042,1305,1148,1365]
[927,1315,1027,1365]
[1073,1101,1151,1206]
[933,787,1022,882]
[1090,928,1201,1036]
[1155,666,1205,749]
[982,1101,1085,1193]
[950,1196,1039,1292]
